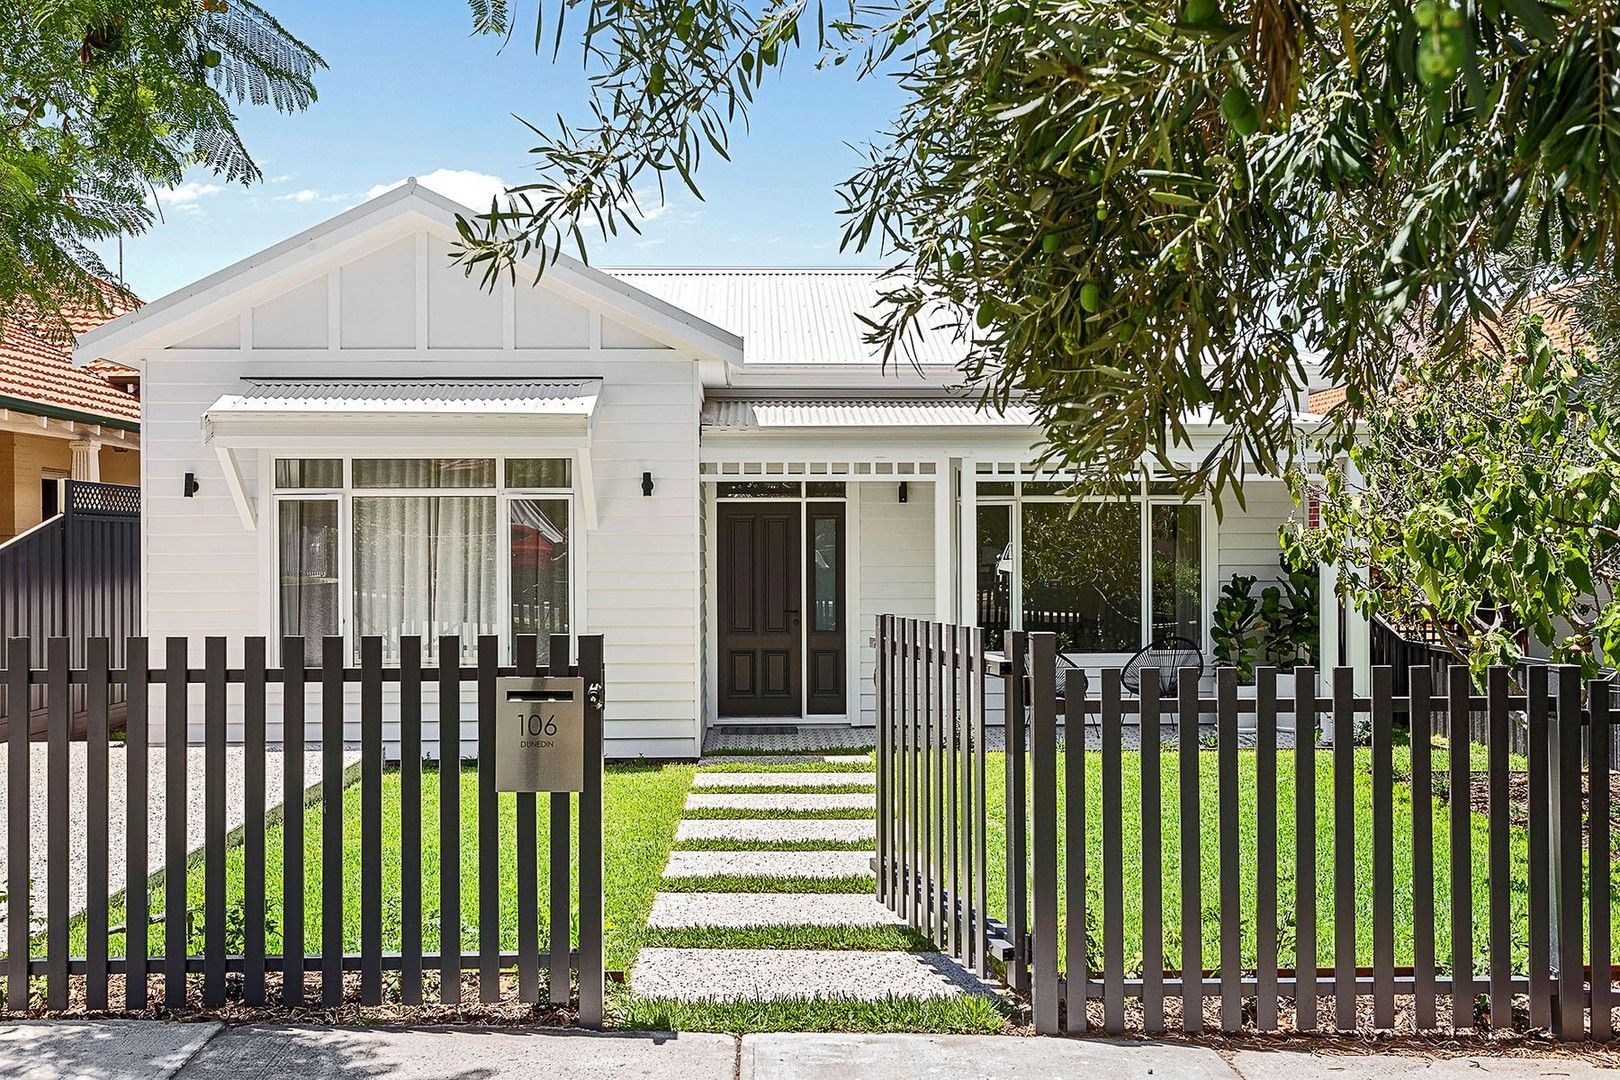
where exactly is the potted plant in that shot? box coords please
[1211,557,1318,730]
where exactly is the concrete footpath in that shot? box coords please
[4,1021,1620,1079]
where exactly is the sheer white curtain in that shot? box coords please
[352,495,497,660]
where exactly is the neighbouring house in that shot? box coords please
[0,288,141,541]
[74,181,1361,759]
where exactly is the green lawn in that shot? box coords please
[970,746,1618,976]
[70,762,693,973]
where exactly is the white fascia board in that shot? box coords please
[723,363,964,390]
[78,183,744,367]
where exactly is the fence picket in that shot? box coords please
[935,623,949,945]
[203,636,227,1007]
[1487,666,1512,1029]
[1103,667,1126,1035]
[439,635,462,1006]
[1449,665,1474,1030]
[400,636,423,1005]
[360,636,384,1005]
[946,627,959,959]
[282,638,306,1007]
[1294,666,1318,1032]
[44,637,68,1011]
[5,638,25,1014]
[1525,664,1551,1030]
[1140,669,1164,1034]
[1029,633,1059,1036]
[243,638,267,1006]
[1333,667,1356,1031]
[1410,665,1436,1030]
[1590,677,1612,1041]
[515,635,540,1005]
[957,624,973,963]
[125,637,150,1010]
[548,633,572,1006]
[1063,665,1087,1033]
[1554,665,1585,1040]
[1218,666,1240,1034]
[477,636,500,1003]
[972,627,990,980]
[1254,666,1278,1032]
[1371,664,1395,1029]
[321,635,344,1007]
[882,617,896,911]
[164,637,187,1008]
[877,617,891,907]
[85,636,110,1011]
[905,618,918,928]
[1006,630,1029,995]
[1178,670,1202,1034]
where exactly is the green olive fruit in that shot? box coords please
[201,48,221,68]
[1183,0,1219,25]
[1119,319,1139,342]
[948,251,966,272]
[976,303,997,329]
[1042,233,1061,254]
[1413,0,1438,28]
[1095,200,1109,221]
[1087,167,1103,184]
[648,62,666,96]
[1220,86,1260,137]
[1079,281,1103,313]
[1439,6,1464,29]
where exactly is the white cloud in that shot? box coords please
[275,188,347,204]
[365,168,510,210]
[153,180,223,207]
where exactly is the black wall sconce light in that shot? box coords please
[641,471,655,497]
[897,481,909,504]
[183,472,200,498]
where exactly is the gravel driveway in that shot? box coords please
[0,745,358,939]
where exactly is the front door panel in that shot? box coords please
[718,502,802,716]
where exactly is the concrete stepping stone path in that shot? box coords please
[696,753,872,767]
[692,771,874,788]
[674,818,876,843]
[663,849,874,879]
[632,947,991,1002]
[685,792,874,813]
[647,892,901,929]
[632,747,992,1011]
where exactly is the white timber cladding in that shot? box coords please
[86,183,1333,759]
[124,203,706,760]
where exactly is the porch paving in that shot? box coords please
[702,725,876,754]
[697,753,872,767]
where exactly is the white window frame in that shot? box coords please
[976,477,1216,659]
[268,454,578,662]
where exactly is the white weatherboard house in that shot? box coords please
[77,182,1359,759]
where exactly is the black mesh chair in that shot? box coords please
[1121,635,1204,695]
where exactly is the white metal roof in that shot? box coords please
[212,378,600,416]
[606,269,967,368]
[701,396,1036,430]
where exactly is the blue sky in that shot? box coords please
[112,1,903,301]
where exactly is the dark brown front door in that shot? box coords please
[718,502,802,716]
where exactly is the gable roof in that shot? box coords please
[2,287,141,429]
[605,268,967,367]
[74,182,744,366]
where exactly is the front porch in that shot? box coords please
[696,431,1350,741]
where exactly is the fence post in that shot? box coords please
[578,633,607,1029]
[1028,632,1059,1035]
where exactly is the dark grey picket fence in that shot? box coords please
[876,615,1617,1040]
[1,633,604,1026]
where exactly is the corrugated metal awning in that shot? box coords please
[701,397,1036,430]
[202,379,602,530]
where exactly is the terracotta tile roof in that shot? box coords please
[1305,386,1348,417]
[0,286,141,427]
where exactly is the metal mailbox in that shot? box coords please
[494,675,587,792]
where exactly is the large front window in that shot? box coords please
[976,480,1206,655]
[275,457,573,662]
